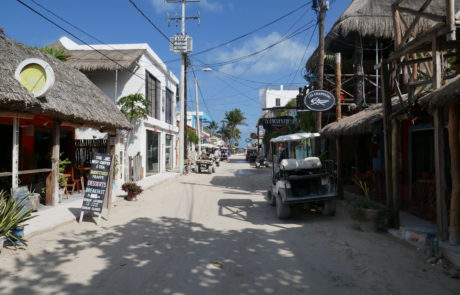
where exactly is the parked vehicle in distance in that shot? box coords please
[266,132,336,219]
[220,147,229,161]
[255,154,268,168]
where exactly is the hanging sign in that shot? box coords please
[304,90,336,112]
[263,116,293,130]
[80,153,113,223]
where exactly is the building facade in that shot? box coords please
[58,37,179,182]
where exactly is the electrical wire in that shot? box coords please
[128,0,171,42]
[15,0,148,83]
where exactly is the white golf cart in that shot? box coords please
[266,132,336,219]
[195,143,218,174]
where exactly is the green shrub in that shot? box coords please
[0,191,35,245]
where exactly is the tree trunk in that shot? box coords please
[449,103,460,245]
[353,33,364,108]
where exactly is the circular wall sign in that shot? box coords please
[15,58,55,98]
[304,90,336,112]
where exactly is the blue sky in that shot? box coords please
[1,0,351,145]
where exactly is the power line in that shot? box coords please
[162,1,313,64]
[198,22,317,68]
[15,0,147,83]
[128,0,170,42]
[189,66,215,122]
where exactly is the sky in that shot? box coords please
[1,0,352,146]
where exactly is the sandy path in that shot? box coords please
[0,156,458,295]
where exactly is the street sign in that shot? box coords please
[250,133,258,140]
[262,116,293,130]
[170,34,193,53]
[304,90,336,112]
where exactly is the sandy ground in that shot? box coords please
[0,156,459,295]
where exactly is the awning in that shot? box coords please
[270,133,320,143]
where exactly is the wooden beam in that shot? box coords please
[0,111,34,119]
[399,0,434,45]
[396,6,445,23]
[446,0,456,41]
[51,121,60,206]
[391,119,401,228]
[432,36,449,240]
[393,5,403,48]
[389,24,449,61]
[335,53,343,200]
[12,118,19,189]
[434,109,449,240]
[381,63,394,213]
[448,103,460,244]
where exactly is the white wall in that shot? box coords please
[259,85,298,109]
[61,36,180,177]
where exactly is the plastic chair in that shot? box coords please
[66,167,82,194]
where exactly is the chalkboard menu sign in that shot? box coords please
[81,153,112,213]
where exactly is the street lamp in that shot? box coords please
[194,67,212,154]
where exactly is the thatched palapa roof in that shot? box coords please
[65,49,145,71]
[419,75,460,107]
[306,0,458,70]
[321,104,383,137]
[0,35,131,130]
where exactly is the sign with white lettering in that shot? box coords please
[262,116,294,130]
[81,153,112,213]
[304,90,336,112]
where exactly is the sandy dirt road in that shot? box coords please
[0,156,459,295]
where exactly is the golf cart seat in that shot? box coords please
[280,157,322,170]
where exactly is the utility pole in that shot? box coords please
[313,0,328,132]
[167,0,200,174]
[194,78,201,154]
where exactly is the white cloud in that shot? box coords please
[150,0,223,14]
[212,32,312,76]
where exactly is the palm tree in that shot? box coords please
[224,108,247,147]
[206,120,219,138]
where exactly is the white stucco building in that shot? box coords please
[57,37,179,183]
[259,85,298,111]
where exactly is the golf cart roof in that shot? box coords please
[201,143,217,148]
[270,132,320,143]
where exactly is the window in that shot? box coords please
[275,98,281,107]
[146,71,161,119]
[165,88,173,124]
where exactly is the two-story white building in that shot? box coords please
[259,85,298,112]
[56,37,179,182]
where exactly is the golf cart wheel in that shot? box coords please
[193,166,199,173]
[266,190,275,206]
[216,162,220,167]
[212,165,216,173]
[322,199,336,216]
[207,166,212,174]
[275,195,291,219]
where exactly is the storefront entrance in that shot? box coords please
[146,130,160,175]
[165,134,173,171]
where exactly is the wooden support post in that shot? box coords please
[446,0,456,41]
[434,109,449,240]
[51,122,61,206]
[315,0,326,132]
[432,35,449,240]
[391,119,401,228]
[335,53,343,200]
[11,117,19,189]
[105,135,116,218]
[393,4,402,48]
[381,62,394,212]
[448,104,460,244]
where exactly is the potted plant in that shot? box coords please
[0,191,35,249]
[58,157,71,196]
[349,178,390,232]
[121,182,143,201]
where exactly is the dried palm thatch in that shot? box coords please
[306,0,458,70]
[419,75,460,107]
[321,96,408,137]
[0,35,131,130]
[66,49,145,71]
[321,104,384,137]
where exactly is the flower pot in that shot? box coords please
[10,226,25,244]
[126,191,136,201]
[29,193,40,212]
[359,208,380,232]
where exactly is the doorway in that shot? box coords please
[146,130,160,174]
